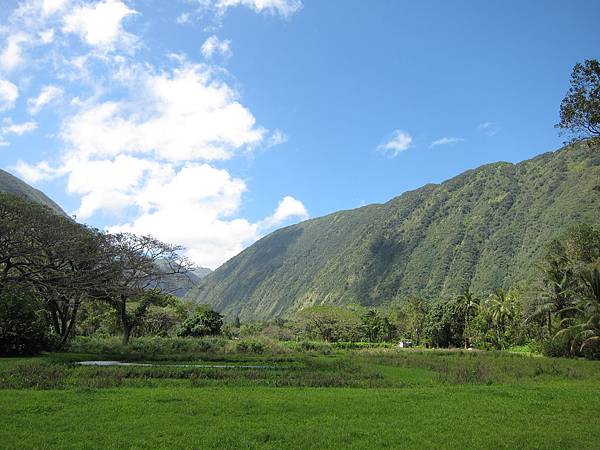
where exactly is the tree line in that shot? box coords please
[1,192,599,359]
[0,192,213,355]
[228,224,599,359]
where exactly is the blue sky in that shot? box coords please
[0,0,598,268]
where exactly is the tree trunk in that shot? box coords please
[122,325,131,346]
[56,297,81,350]
[118,295,133,345]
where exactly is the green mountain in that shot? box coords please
[188,143,600,320]
[0,169,66,215]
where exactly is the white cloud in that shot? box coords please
[429,136,464,148]
[209,0,303,17]
[43,0,70,15]
[267,129,288,147]
[201,35,232,59]
[68,158,160,217]
[12,160,64,183]
[181,0,302,24]
[61,63,265,162]
[62,0,137,50]
[176,13,191,24]
[0,79,19,112]
[377,129,412,157]
[478,121,499,136]
[1,120,38,135]
[0,0,66,72]
[0,120,37,147]
[104,163,307,269]
[15,60,298,268]
[260,195,308,229]
[2,0,305,269]
[18,153,309,267]
[27,85,63,114]
[0,33,30,71]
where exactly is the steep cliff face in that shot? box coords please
[188,143,600,320]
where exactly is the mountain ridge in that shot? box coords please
[0,169,66,216]
[188,143,600,320]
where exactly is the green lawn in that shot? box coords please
[1,350,599,449]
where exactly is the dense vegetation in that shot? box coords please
[1,59,599,362]
[189,142,600,320]
[0,192,196,355]
[2,148,599,360]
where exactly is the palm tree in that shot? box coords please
[531,259,575,332]
[557,267,600,355]
[488,289,515,349]
[457,290,480,348]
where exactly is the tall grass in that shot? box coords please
[0,355,384,390]
[358,348,600,384]
[66,335,297,360]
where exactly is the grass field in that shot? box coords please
[1,349,600,449]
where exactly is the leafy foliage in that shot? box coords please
[547,225,600,357]
[556,59,600,143]
[0,191,197,349]
[0,287,47,356]
[177,308,224,337]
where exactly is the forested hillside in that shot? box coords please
[188,142,600,320]
[0,169,65,215]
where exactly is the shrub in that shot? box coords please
[540,336,572,358]
[177,310,223,338]
[0,289,48,356]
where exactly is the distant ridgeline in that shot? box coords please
[0,169,66,216]
[188,142,600,321]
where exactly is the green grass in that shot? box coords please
[2,383,599,449]
[1,349,600,448]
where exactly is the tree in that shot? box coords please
[457,290,480,348]
[531,225,600,332]
[178,308,223,337]
[293,306,361,342]
[425,299,466,348]
[483,289,524,350]
[396,297,429,345]
[33,227,117,348]
[0,193,117,348]
[360,309,396,342]
[99,233,194,344]
[556,267,600,358]
[488,289,513,348]
[0,286,47,356]
[134,296,190,337]
[532,239,576,332]
[556,59,600,143]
